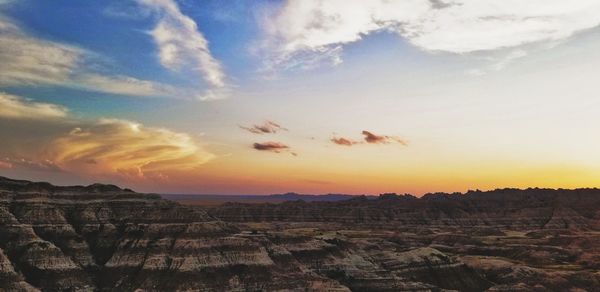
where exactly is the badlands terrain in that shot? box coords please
[1,176,600,291]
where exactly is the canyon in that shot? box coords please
[1,176,600,291]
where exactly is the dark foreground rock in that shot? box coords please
[1,177,600,291]
[0,177,344,291]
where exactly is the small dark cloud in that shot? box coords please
[331,131,408,146]
[331,137,359,146]
[362,130,386,144]
[253,141,290,153]
[252,142,297,156]
[240,120,287,134]
[362,130,408,145]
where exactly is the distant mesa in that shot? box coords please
[162,192,367,205]
[0,176,134,194]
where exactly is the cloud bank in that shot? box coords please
[262,0,600,70]
[46,119,214,180]
[0,93,214,181]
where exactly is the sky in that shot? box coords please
[1,0,600,195]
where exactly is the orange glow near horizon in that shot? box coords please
[100,146,600,195]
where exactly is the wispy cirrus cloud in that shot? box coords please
[75,74,182,98]
[136,0,229,100]
[260,0,600,71]
[0,16,82,87]
[0,92,68,120]
[0,14,186,98]
[240,120,287,134]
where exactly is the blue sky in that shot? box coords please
[2,0,262,112]
[1,0,600,194]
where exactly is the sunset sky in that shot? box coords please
[1,0,600,195]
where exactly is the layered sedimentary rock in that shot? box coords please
[205,189,600,291]
[2,177,600,291]
[0,177,344,291]
[209,189,600,230]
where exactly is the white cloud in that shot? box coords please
[0,92,68,120]
[75,74,182,98]
[262,0,600,70]
[0,14,191,98]
[0,16,82,86]
[136,0,229,100]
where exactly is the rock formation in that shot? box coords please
[0,177,343,291]
[209,189,600,230]
[1,177,599,291]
